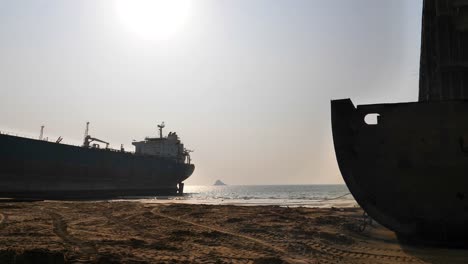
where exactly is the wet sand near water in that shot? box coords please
[0,201,466,263]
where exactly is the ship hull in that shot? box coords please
[332,99,468,246]
[0,134,194,199]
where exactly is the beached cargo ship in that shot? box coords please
[0,122,194,199]
[332,0,468,245]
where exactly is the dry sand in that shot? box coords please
[0,201,466,263]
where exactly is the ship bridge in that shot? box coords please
[132,122,191,164]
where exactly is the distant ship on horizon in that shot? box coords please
[0,122,194,199]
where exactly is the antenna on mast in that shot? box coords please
[39,125,44,140]
[157,122,165,139]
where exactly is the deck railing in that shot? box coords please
[0,130,136,154]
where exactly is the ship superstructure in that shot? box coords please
[132,122,192,164]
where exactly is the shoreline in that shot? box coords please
[136,197,357,208]
[0,201,466,263]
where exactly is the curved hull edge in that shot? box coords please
[331,98,468,246]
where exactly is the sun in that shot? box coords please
[114,0,192,41]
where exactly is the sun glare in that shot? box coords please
[115,0,192,41]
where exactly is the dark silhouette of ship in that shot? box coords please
[0,122,194,199]
[332,0,468,245]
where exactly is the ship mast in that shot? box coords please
[39,125,44,140]
[157,122,165,139]
[84,122,89,141]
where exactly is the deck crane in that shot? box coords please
[82,122,110,149]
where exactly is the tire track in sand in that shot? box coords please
[256,230,423,263]
[151,207,423,264]
[0,210,7,232]
[44,210,98,263]
[303,240,423,264]
[150,207,312,264]
[0,212,5,225]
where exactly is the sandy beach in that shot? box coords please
[0,201,466,264]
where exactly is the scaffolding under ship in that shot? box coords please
[332,0,468,245]
[0,122,194,199]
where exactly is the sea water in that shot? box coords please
[146,185,357,208]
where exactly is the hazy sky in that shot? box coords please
[0,0,422,185]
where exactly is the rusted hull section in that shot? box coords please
[332,99,468,245]
[0,134,194,199]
